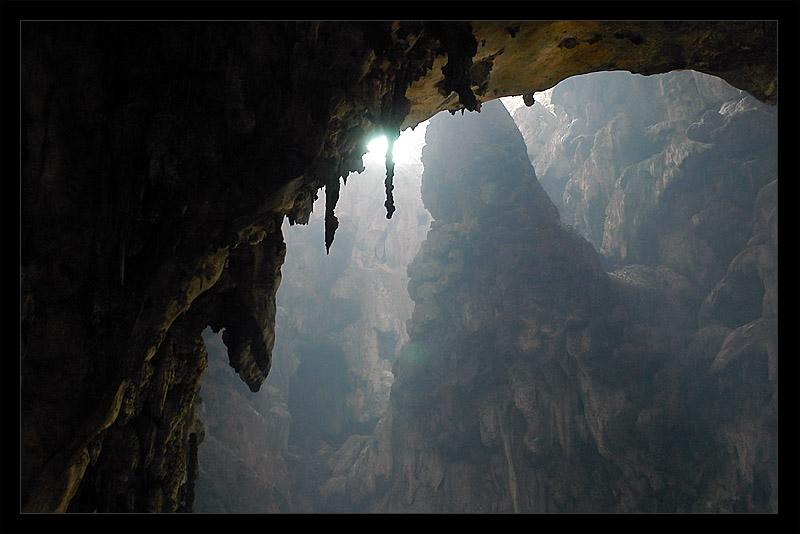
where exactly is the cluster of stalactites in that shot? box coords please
[323,129,400,254]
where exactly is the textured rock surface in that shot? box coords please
[332,98,777,513]
[507,73,777,511]
[374,101,616,513]
[512,70,777,295]
[19,20,778,512]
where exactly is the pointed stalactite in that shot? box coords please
[384,132,398,219]
[522,92,535,107]
[325,177,341,253]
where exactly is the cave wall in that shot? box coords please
[20,21,777,512]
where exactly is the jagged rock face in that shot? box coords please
[512,70,777,293]
[383,101,616,513]
[506,73,777,512]
[336,101,623,513]
[20,21,777,512]
[333,98,776,513]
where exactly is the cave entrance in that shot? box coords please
[195,69,777,513]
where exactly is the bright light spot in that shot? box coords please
[536,88,556,115]
[367,135,389,156]
[365,121,429,166]
[501,95,526,115]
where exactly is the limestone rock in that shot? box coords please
[337,93,777,513]
[20,20,777,512]
[513,70,777,294]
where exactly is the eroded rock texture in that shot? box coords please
[333,99,776,513]
[513,70,777,292]
[20,21,777,512]
[509,73,778,511]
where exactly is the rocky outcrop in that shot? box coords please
[20,20,778,511]
[508,71,778,512]
[512,70,777,293]
[332,98,776,513]
[375,101,617,513]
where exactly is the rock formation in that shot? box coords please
[509,73,778,511]
[19,20,779,512]
[330,97,776,513]
[194,142,431,513]
[512,70,777,293]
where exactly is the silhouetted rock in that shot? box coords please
[20,21,778,512]
[333,95,776,513]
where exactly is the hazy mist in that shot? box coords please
[195,69,778,514]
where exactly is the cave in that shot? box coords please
[15,13,795,524]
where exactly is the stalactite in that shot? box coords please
[522,92,535,107]
[384,132,398,219]
[325,177,341,253]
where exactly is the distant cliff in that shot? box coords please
[336,94,776,512]
[192,72,777,513]
[513,70,777,292]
